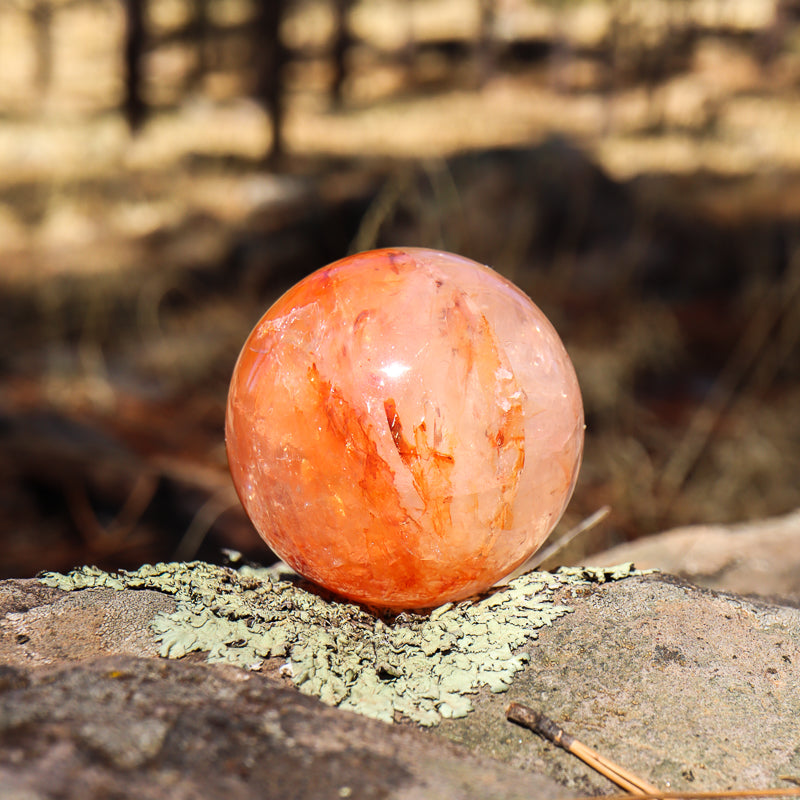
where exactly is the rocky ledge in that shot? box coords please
[1,558,799,799]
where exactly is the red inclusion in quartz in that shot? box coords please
[225,247,584,609]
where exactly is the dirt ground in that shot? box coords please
[1,0,799,578]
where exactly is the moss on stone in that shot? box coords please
[40,561,648,726]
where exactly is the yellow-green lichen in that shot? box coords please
[40,561,648,726]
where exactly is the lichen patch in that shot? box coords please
[40,561,648,726]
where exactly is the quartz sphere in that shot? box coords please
[226,247,584,608]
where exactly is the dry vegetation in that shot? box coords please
[1,0,799,578]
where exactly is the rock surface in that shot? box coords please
[2,567,800,797]
[435,573,800,793]
[0,579,174,666]
[593,509,800,603]
[34,563,627,726]
[0,654,566,800]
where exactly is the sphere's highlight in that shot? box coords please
[226,247,584,608]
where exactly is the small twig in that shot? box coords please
[173,487,239,561]
[105,471,159,542]
[570,790,800,800]
[506,701,659,794]
[658,246,800,508]
[349,168,414,253]
[497,505,611,584]
[508,703,800,800]
[532,505,612,571]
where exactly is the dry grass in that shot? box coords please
[1,0,799,573]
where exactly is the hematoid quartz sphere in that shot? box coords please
[226,247,584,609]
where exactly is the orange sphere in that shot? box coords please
[226,248,583,608]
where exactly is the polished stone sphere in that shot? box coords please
[226,247,584,608]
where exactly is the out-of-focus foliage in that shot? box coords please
[1,0,799,577]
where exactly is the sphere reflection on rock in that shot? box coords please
[226,247,584,609]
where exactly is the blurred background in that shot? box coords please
[1,0,799,580]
